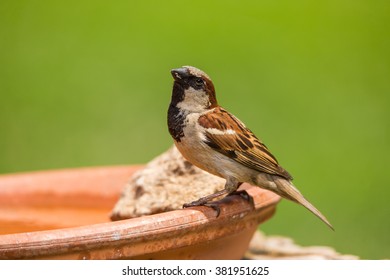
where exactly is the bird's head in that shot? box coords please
[170,66,217,112]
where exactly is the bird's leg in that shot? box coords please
[183,178,239,217]
[183,189,229,216]
[227,183,254,205]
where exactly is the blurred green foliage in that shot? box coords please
[1,0,389,259]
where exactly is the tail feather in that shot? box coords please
[273,177,334,230]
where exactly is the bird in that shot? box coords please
[167,65,333,230]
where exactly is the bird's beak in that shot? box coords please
[171,67,189,81]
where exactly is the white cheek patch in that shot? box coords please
[184,86,203,96]
[206,128,236,135]
[177,87,210,112]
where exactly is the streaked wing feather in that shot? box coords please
[199,108,293,180]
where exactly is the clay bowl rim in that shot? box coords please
[0,166,281,259]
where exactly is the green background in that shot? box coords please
[1,0,389,259]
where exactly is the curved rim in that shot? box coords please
[0,166,280,259]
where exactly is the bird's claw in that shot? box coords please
[183,200,221,217]
[228,190,254,205]
[203,202,221,217]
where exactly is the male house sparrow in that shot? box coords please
[167,66,333,230]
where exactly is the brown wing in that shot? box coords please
[198,107,293,180]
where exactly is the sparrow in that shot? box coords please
[167,65,333,230]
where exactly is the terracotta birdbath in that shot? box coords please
[0,166,280,259]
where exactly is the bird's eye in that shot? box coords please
[195,78,204,86]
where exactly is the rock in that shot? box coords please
[245,231,359,260]
[110,146,225,220]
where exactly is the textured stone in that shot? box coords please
[245,231,359,260]
[111,146,225,220]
